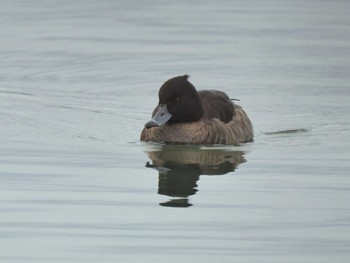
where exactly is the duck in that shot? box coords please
[140,75,254,145]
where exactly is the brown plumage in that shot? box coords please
[140,75,254,145]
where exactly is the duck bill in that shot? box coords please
[145,104,172,129]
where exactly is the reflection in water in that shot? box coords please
[145,144,247,207]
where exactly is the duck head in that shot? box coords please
[145,75,204,129]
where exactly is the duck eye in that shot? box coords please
[175,96,181,101]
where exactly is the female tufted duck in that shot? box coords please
[140,75,254,145]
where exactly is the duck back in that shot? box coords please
[198,90,234,123]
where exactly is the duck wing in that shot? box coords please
[198,90,235,123]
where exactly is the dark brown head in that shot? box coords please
[145,75,204,128]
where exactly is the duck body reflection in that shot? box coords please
[144,144,247,207]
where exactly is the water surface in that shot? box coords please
[1,1,350,262]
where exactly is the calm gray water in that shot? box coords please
[1,1,350,262]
